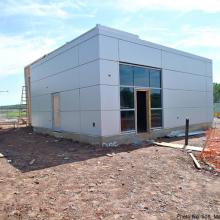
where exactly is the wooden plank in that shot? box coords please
[153,142,183,149]
[185,145,203,152]
[24,65,31,125]
[52,94,61,129]
[189,153,201,169]
[153,142,203,152]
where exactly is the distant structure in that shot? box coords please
[24,25,213,145]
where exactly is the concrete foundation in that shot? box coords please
[34,122,211,146]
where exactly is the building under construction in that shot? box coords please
[24,25,213,145]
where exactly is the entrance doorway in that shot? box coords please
[136,90,150,133]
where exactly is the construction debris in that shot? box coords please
[200,128,220,172]
[166,130,205,138]
[29,159,36,165]
[153,142,203,152]
[189,153,201,169]
[106,153,115,157]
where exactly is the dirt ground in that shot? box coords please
[0,127,219,220]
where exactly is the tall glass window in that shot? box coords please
[133,66,149,87]
[151,109,162,128]
[119,63,162,132]
[120,88,134,109]
[121,111,135,132]
[150,69,161,88]
[120,64,133,86]
[151,89,162,108]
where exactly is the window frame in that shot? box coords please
[151,109,163,129]
[120,87,135,109]
[120,110,136,132]
[119,62,163,133]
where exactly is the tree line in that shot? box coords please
[0,104,26,110]
[214,83,220,103]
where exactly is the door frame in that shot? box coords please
[135,88,151,133]
[52,92,61,131]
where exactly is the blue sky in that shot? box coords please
[0,0,220,105]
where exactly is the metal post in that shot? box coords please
[185,118,189,146]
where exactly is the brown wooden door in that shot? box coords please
[52,93,60,130]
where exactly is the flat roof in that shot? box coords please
[27,24,212,68]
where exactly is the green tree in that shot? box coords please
[213,83,220,103]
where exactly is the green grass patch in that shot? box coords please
[5,111,26,119]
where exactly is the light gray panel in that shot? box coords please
[206,62,212,77]
[30,63,50,82]
[99,35,118,60]
[100,85,119,110]
[163,89,207,108]
[78,36,99,65]
[163,107,208,128]
[206,77,213,92]
[207,107,214,122]
[31,111,52,128]
[60,90,80,111]
[163,69,206,91]
[47,68,79,93]
[78,60,100,88]
[31,80,48,97]
[80,86,101,111]
[162,51,207,76]
[31,94,51,112]
[101,110,120,136]
[60,111,80,133]
[31,47,78,82]
[100,60,119,86]
[31,68,79,96]
[80,110,101,135]
[206,91,213,122]
[207,91,213,108]
[119,40,161,68]
[98,25,139,42]
[207,108,215,122]
[30,27,99,69]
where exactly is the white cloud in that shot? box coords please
[172,26,220,48]
[0,34,57,77]
[0,0,92,78]
[0,0,86,18]
[117,0,220,13]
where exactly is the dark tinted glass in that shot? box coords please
[120,87,134,109]
[121,111,135,131]
[151,89,162,108]
[150,69,161,88]
[120,64,133,86]
[134,66,149,87]
[151,110,162,128]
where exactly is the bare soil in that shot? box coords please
[0,127,219,220]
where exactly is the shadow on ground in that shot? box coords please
[0,127,148,173]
